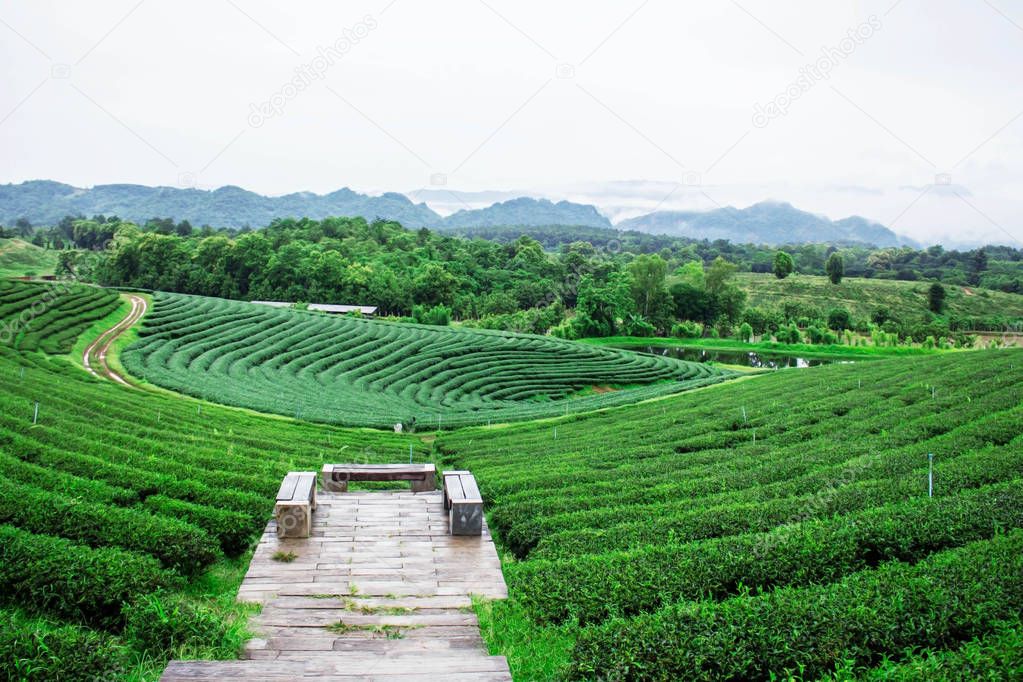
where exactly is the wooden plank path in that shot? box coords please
[162,490,511,681]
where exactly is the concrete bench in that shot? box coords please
[443,470,484,536]
[321,463,436,493]
[274,472,317,538]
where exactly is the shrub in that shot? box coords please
[736,322,753,342]
[0,479,220,575]
[568,530,1023,681]
[0,609,127,681]
[827,307,852,331]
[511,480,1023,625]
[0,524,179,629]
[670,321,703,338]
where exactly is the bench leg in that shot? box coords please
[322,472,349,493]
[275,503,311,538]
[411,470,435,493]
[449,500,483,536]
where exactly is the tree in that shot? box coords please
[627,254,667,318]
[825,253,844,284]
[928,282,946,313]
[571,272,635,337]
[827,307,851,331]
[705,256,737,296]
[772,251,794,279]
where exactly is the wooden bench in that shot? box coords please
[443,470,484,536]
[274,472,317,538]
[321,463,436,493]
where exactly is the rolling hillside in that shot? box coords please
[734,272,1023,323]
[0,238,59,278]
[437,349,1023,680]
[122,293,736,428]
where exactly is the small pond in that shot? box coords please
[616,345,845,369]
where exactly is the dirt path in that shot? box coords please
[83,294,147,388]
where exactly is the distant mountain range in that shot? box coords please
[618,201,912,247]
[1,180,909,246]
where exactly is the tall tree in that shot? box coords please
[627,254,667,317]
[825,253,844,284]
[772,251,795,279]
[928,282,946,313]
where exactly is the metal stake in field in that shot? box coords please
[928,453,934,497]
[33,401,39,425]
[409,443,413,464]
[742,406,747,424]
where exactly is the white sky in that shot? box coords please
[1,0,1022,246]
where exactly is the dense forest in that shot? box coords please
[3,214,1022,343]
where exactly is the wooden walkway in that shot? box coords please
[162,490,511,681]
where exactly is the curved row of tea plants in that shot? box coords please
[436,348,1023,680]
[0,314,419,679]
[122,292,737,428]
[0,279,120,353]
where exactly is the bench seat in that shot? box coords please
[274,472,317,538]
[321,463,436,493]
[443,470,484,536]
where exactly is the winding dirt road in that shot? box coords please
[83,294,147,387]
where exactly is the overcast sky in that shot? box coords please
[1,0,1021,245]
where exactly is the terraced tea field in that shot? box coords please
[0,279,120,353]
[122,292,736,428]
[735,272,1023,322]
[0,312,420,679]
[438,349,1023,680]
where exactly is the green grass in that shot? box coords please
[437,348,1023,679]
[121,292,737,428]
[0,238,59,278]
[734,271,1023,322]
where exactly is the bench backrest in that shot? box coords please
[277,472,315,502]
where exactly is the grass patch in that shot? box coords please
[271,551,297,563]
[473,596,575,682]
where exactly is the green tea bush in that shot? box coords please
[512,480,1023,625]
[569,530,1023,680]
[0,479,220,575]
[0,525,180,629]
[0,609,127,681]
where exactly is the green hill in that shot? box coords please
[437,349,1023,680]
[0,238,59,278]
[735,272,1023,324]
[121,292,736,428]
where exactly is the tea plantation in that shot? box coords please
[2,280,1022,680]
[0,295,420,678]
[437,349,1023,680]
[0,279,120,353]
[122,292,735,428]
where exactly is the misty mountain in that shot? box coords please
[0,180,442,229]
[439,197,612,229]
[618,201,912,247]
